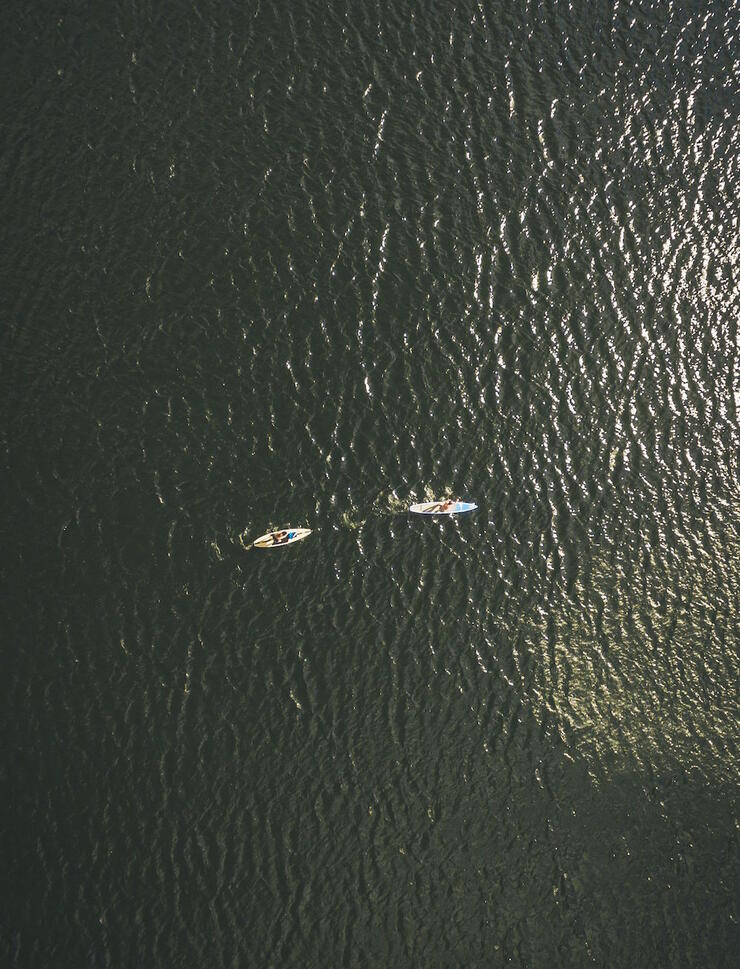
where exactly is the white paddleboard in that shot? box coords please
[409,500,477,515]
[252,528,312,548]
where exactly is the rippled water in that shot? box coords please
[3,1,739,966]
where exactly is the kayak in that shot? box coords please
[252,528,312,548]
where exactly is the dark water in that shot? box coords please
[3,1,739,966]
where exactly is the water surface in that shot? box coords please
[3,1,738,966]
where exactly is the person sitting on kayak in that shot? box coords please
[269,530,290,545]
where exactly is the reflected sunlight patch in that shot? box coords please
[521,527,739,785]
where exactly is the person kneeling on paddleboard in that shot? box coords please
[428,500,455,513]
